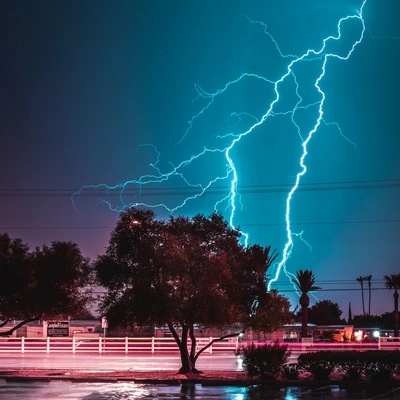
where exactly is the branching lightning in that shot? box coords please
[73,1,367,291]
[268,1,366,289]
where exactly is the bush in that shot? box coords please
[363,351,400,382]
[236,343,290,380]
[318,331,335,342]
[282,363,300,380]
[334,351,366,381]
[298,350,400,382]
[297,351,336,380]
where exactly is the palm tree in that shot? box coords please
[293,270,321,338]
[364,275,372,316]
[384,274,400,338]
[348,302,353,324]
[356,276,366,316]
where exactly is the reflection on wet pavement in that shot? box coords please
[1,381,400,400]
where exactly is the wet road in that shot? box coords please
[2,380,400,400]
[0,351,241,371]
[2,353,400,399]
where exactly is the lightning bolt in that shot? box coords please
[267,1,366,289]
[73,1,368,291]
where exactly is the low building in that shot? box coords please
[0,320,101,338]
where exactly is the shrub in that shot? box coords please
[297,351,336,380]
[236,343,290,380]
[298,350,400,382]
[318,331,335,342]
[334,351,366,381]
[363,351,400,382]
[282,363,300,380]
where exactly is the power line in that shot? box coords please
[1,219,399,231]
[0,178,399,198]
[1,177,399,191]
[276,287,390,293]
[244,219,400,227]
[276,280,389,286]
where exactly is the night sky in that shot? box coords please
[1,0,399,317]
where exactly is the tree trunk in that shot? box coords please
[188,325,200,372]
[300,293,309,338]
[177,332,194,374]
[167,322,199,374]
[361,282,365,316]
[394,290,399,338]
[368,282,371,316]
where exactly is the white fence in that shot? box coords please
[0,336,398,354]
[0,336,239,354]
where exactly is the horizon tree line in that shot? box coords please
[1,212,400,369]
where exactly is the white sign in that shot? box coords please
[101,317,108,329]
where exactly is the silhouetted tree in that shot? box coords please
[0,233,93,336]
[356,276,366,316]
[351,314,382,329]
[348,302,353,324]
[305,300,343,325]
[384,274,400,337]
[352,312,400,331]
[365,275,372,316]
[379,311,397,330]
[95,208,292,374]
[292,270,320,338]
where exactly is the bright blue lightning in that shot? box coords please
[268,1,366,289]
[73,1,367,292]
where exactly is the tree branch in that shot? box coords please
[0,319,10,328]
[166,321,181,347]
[193,325,248,362]
[0,315,43,337]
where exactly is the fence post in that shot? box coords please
[46,337,50,354]
[151,337,155,354]
[72,336,76,354]
[378,337,381,350]
[99,336,102,354]
[125,337,128,354]
[209,337,212,354]
[21,337,25,353]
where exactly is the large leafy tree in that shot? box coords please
[95,208,292,373]
[384,274,400,337]
[0,233,31,323]
[305,300,343,325]
[292,269,320,338]
[0,233,93,336]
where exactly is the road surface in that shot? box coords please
[0,351,241,371]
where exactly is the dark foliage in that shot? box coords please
[0,233,93,335]
[236,343,290,380]
[306,300,343,325]
[96,208,292,373]
[282,363,300,380]
[299,350,400,382]
[297,351,336,380]
[363,350,400,381]
[333,351,366,380]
